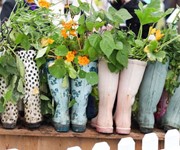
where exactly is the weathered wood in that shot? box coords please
[0,123,165,150]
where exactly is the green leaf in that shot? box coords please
[17,78,24,94]
[115,8,132,23]
[62,75,69,88]
[40,94,50,101]
[155,51,166,62]
[115,42,123,50]
[86,21,94,31]
[36,57,46,68]
[68,99,76,108]
[79,70,86,78]
[86,72,98,86]
[116,50,128,67]
[16,55,25,78]
[65,61,78,79]
[88,34,101,48]
[100,31,116,58]
[48,59,67,78]
[55,45,68,56]
[36,47,48,59]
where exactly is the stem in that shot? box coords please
[138,24,143,39]
[159,35,180,50]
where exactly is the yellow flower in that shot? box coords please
[61,29,68,38]
[66,51,75,62]
[78,56,90,66]
[38,0,50,8]
[155,29,164,41]
[149,26,156,35]
[144,46,150,53]
[27,0,34,3]
[41,38,54,47]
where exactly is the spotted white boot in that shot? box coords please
[16,50,42,128]
[0,77,18,129]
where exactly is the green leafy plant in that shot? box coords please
[128,0,178,63]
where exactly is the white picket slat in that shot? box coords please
[67,146,82,150]
[164,129,180,150]
[118,137,135,150]
[142,132,159,150]
[92,141,110,150]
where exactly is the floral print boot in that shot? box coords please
[71,62,97,132]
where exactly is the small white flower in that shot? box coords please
[148,34,156,41]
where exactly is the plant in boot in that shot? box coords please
[0,23,25,128]
[2,0,57,128]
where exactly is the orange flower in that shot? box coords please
[69,30,77,36]
[155,29,164,41]
[78,56,90,66]
[41,38,54,47]
[66,51,75,62]
[61,28,68,38]
[72,50,77,55]
[38,0,50,8]
[27,0,34,3]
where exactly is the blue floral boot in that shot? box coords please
[138,61,169,133]
[47,65,70,132]
[71,62,97,132]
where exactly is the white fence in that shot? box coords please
[67,129,180,150]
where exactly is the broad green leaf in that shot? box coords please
[88,34,101,48]
[55,45,68,56]
[115,42,123,50]
[116,50,128,67]
[36,47,48,59]
[100,31,116,58]
[79,70,86,78]
[85,72,98,86]
[48,59,67,78]
[86,21,94,31]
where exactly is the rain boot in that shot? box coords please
[0,77,18,129]
[138,61,169,133]
[47,61,70,132]
[91,59,119,133]
[71,62,97,132]
[114,59,147,134]
[16,50,42,128]
[162,75,180,132]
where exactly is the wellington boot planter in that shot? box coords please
[91,59,119,134]
[0,77,18,129]
[162,75,180,131]
[16,50,42,128]
[114,59,147,134]
[71,62,97,133]
[138,61,169,133]
[47,65,70,132]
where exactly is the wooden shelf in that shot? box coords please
[0,122,165,150]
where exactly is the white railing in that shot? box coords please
[67,129,180,150]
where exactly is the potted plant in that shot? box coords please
[133,0,180,133]
[36,0,104,132]
[1,0,56,128]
